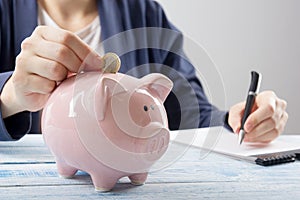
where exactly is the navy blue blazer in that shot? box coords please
[0,0,229,141]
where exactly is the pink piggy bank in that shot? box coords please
[41,71,173,192]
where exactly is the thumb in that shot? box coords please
[228,102,245,133]
[80,52,121,73]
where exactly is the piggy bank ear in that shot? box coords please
[141,73,173,102]
[96,76,127,121]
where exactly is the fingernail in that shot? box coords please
[233,125,240,133]
[93,55,104,67]
[82,53,104,72]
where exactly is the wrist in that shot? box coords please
[0,79,24,118]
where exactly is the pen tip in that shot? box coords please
[238,130,245,145]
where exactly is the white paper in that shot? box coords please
[170,127,300,157]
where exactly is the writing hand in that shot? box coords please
[228,91,288,143]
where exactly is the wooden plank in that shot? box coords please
[0,147,54,164]
[0,164,93,187]
[0,135,45,147]
[0,135,299,199]
[0,135,54,164]
[0,146,299,186]
[0,181,299,200]
[1,160,299,188]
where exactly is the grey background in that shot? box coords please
[156,0,300,134]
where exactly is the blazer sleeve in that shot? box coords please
[0,0,34,140]
[146,1,232,130]
[104,0,233,130]
[0,72,32,141]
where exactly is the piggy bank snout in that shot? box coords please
[143,121,167,137]
[119,121,166,139]
[142,127,170,161]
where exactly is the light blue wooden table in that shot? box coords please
[0,134,299,200]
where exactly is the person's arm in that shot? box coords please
[145,1,288,142]
[95,0,231,130]
[101,0,287,141]
[146,1,229,130]
[148,1,288,143]
[0,72,32,140]
[0,26,104,141]
[0,0,33,140]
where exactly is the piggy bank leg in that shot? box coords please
[129,173,148,185]
[90,173,119,192]
[56,159,78,178]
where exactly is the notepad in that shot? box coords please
[170,127,300,166]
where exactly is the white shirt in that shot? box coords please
[37,6,104,55]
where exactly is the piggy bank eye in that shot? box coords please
[144,105,148,112]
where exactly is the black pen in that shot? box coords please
[238,71,262,145]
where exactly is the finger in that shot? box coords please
[228,102,245,133]
[36,26,103,70]
[276,98,287,113]
[21,34,82,73]
[247,103,285,138]
[244,97,276,133]
[245,129,277,143]
[272,98,287,122]
[80,52,121,73]
[24,56,68,82]
[245,111,288,143]
[245,117,276,140]
[22,74,57,95]
[279,111,289,132]
[34,40,83,73]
